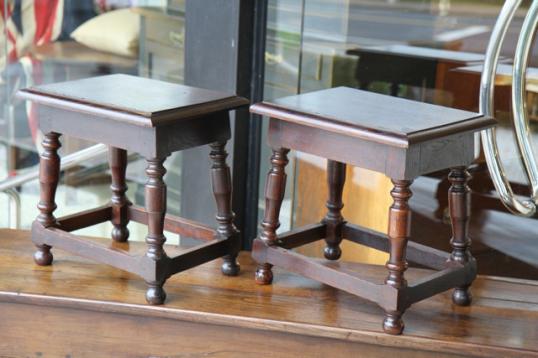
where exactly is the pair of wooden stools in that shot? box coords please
[18,74,494,334]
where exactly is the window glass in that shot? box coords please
[262,0,538,278]
[0,0,185,242]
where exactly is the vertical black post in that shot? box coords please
[182,0,267,249]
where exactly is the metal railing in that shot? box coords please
[480,0,538,216]
[0,143,108,228]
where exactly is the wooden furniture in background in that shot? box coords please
[2,230,537,357]
[16,74,248,304]
[250,87,496,334]
[347,45,488,98]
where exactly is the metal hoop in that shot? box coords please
[512,0,538,204]
[480,0,536,216]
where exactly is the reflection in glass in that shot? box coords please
[0,0,185,241]
[261,0,538,276]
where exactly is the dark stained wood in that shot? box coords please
[252,239,389,307]
[268,117,477,180]
[144,156,169,304]
[255,148,290,285]
[20,74,245,305]
[349,45,487,64]
[346,45,491,104]
[57,205,112,232]
[323,160,346,260]
[109,147,131,242]
[128,205,217,241]
[2,230,537,357]
[383,179,413,334]
[35,105,232,158]
[279,223,326,250]
[448,167,475,306]
[209,141,240,276]
[344,223,449,271]
[251,87,492,335]
[34,132,61,266]
[251,87,495,147]
[17,74,249,127]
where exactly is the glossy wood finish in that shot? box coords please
[251,87,495,147]
[109,147,130,242]
[144,156,169,304]
[384,179,413,334]
[17,74,248,127]
[448,167,474,306]
[210,141,240,276]
[347,45,489,99]
[34,132,62,266]
[1,230,537,357]
[251,87,493,334]
[18,74,248,304]
[323,160,346,260]
[255,148,290,285]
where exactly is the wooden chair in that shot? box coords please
[17,74,249,305]
[250,86,495,334]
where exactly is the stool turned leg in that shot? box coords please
[323,160,346,260]
[448,167,473,306]
[109,147,130,242]
[34,132,62,266]
[383,179,412,335]
[144,157,168,305]
[255,148,290,285]
[209,141,240,276]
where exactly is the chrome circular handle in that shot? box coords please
[480,0,536,216]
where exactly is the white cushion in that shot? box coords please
[71,9,139,58]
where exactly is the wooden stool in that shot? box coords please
[17,74,248,305]
[250,87,496,334]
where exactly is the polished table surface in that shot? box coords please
[455,63,538,88]
[348,45,487,64]
[0,229,537,357]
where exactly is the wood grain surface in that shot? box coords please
[0,229,537,357]
[17,74,249,127]
[251,87,495,146]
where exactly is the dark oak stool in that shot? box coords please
[17,74,248,305]
[250,87,496,335]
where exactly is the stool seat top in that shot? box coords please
[250,87,495,148]
[17,74,249,127]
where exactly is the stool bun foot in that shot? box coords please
[255,264,273,285]
[452,286,472,306]
[383,312,404,335]
[323,246,342,260]
[111,226,130,242]
[34,244,53,266]
[221,255,240,276]
[146,283,166,305]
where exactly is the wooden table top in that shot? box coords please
[455,63,538,88]
[251,87,494,146]
[0,229,537,357]
[348,45,487,64]
[17,74,249,127]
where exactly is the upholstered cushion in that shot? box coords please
[70,8,139,58]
